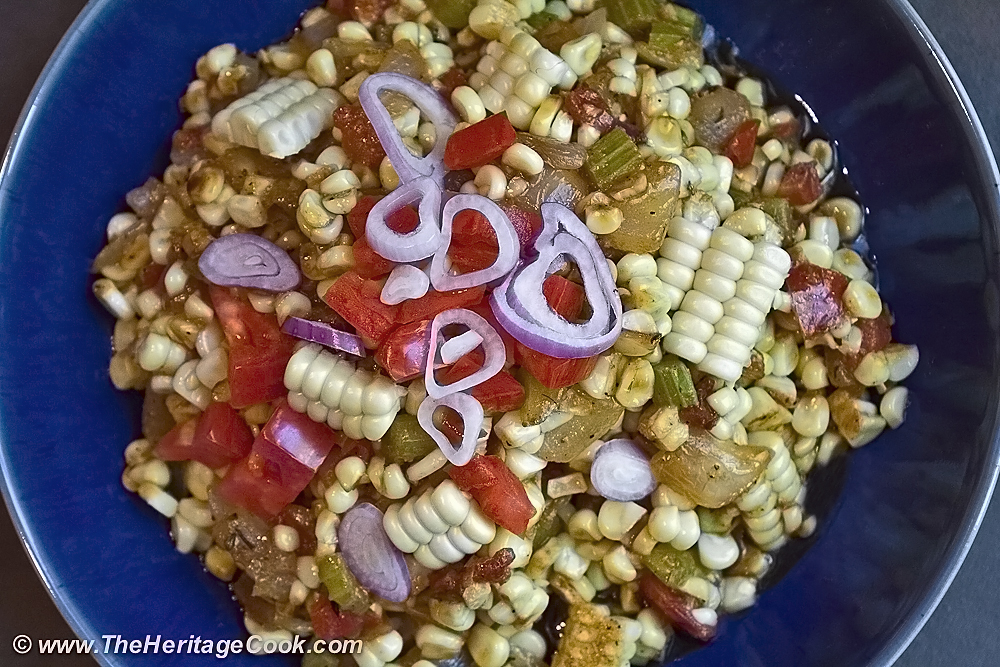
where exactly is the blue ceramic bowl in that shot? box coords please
[1,0,998,665]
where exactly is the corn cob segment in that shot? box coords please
[211,77,344,158]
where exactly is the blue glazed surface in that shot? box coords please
[0,1,997,667]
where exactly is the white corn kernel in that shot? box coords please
[603,545,637,583]
[598,501,647,541]
[880,386,909,428]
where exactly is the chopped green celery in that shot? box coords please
[530,498,567,548]
[605,0,663,34]
[526,11,559,30]
[641,543,709,590]
[697,506,739,535]
[635,31,704,71]
[384,413,437,464]
[316,554,371,613]
[425,0,478,29]
[585,128,644,191]
[517,370,568,426]
[652,355,698,408]
[729,187,758,211]
[759,196,796,242]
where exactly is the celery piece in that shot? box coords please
[606,0,664,34]
[526,10,559,30]
[585,128,644,192]
[531,498,567,549]
[384,413,438,464]
[317,554,371,613]
[697,505,739,535]
[759,196,796,242]
[635,37,704,72]
[425,0,478,29]
[641,543,709,590]
[652,355,698,408]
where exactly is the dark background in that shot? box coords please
[0,0,996,665]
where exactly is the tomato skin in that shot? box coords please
[439,352,525,412]
[397,286,486,324]
[517,345,598,389]
[153,419,198,463]
[386,205,419,234]
[217,403,338,518]
[639,571,717,642]
[543,275,586,319]
[324,271,400,346]
[725,119,760,168]
[499,204,543,256]
[188,402,254,468]
[443,114,517,171]
[333,104,386,168]
[210,286,295,409]
[449,455,535,535]
[352,236,395,279]
[777,161,823,206]
[347,195,380,238]
[438,67,468,97]
[308,596,365,640]
[376,319,433,382]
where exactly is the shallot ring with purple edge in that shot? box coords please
[337,503,411,603]
[417,392,484,466]
[424,308,505,399]
[429,194,521,292]
[365,177,444,262]
[198,233,300,292]
[358,72,456,185]
[280,317,366,357]
[490,202,622,359]
[590,439,658,502]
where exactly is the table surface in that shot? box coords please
[0,0,997,665]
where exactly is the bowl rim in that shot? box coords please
[1,0,998,665]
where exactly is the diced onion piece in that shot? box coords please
[281,317,366,357]
[358,72,457,185]
[590,439,657,501]
[338,503,411,602]
[425,309,505,399]
[417,393,484,466]
[490,203,622,359]
[429,194,520,291]
[198,234,300,292]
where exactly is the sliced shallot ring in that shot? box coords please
[417,393,484,466]
[489,203,622,358]
[425,308,505,399]
[358,72,456,185]
[429,194,520,291]
[338,503,411,602]
[365,177,443,262]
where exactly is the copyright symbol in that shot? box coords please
[13,635,31,654]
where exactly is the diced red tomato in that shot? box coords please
[563,85,616,132]
[725,119,760,169]
[448,209,500,273]
[517,344,598,389]
[333,104,386,169]
[210,286,295,409]
[375,319,433,382]
[786,262,849,337]
[677,376,720,430]
[347,195,380,238]
[438,67,468,97]
[449,455,535,535]
[443,114,517,171]
[436,405,466,445]
[153,419,198,463]
[397,286,486,324]
[771,117,801,141]
[217,402,338,517]
[777,162,823,206]
[543,275,586,320]
[308,596,365,640]
[190,402,254,468]
[352,236,395,279]
[324,271,400,345]
[844,309,893,369]
[439,351,525,412]
[639,571,717,642]
[141,263,166,291]
[499,204,543,255]
[386,205,420,234]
